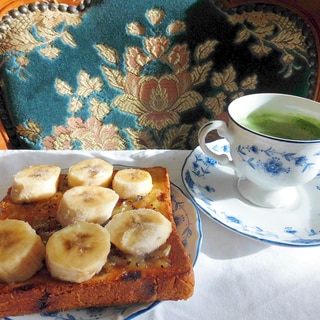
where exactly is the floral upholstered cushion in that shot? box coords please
[0,0,317,150]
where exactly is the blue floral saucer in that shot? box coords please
[182,139,320,246]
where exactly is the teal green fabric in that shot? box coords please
[0,0,317,149]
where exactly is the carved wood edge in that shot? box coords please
[0,121,9,150]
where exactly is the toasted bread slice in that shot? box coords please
[0,166,194,317]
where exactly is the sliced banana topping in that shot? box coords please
[112,168,153,200]
[46,221,111,283]
[0,219,45,283]
[57,186,119,227]
[68,158,114,188]
[10,164,61,203]
[105,208,172,256]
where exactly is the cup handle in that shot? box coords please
[198,121,237,172]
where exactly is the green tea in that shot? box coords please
[240,110,320,140]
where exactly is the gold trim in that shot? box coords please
[0,0,84,17]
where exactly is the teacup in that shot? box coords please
[198,93,320,208]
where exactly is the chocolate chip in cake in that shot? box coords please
[13,284,35,292]
[121,270,142,281]
[38,291,50,310]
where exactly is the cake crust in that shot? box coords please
[0,166,194,317]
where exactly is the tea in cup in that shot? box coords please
[198,93,320,208]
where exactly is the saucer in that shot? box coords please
[182,139,320,246]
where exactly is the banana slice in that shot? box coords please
[112,168,153,200]
[57,185,119,227]
[46,221,111,283]
[68,158,113,188]
[10,164,61,203]
[105,208,172,256]
[0,219,45,283]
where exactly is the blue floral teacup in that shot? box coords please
[198,93,320,208]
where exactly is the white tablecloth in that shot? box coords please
[1,149,320,320]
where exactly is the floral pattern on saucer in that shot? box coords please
[182,139,320,247]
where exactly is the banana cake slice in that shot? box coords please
[0,164,194,317]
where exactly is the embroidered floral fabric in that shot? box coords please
[0,0,317,150]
